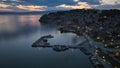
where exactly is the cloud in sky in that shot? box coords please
[92,4,120,9]
[20,0,101,6]
[56,2,91,9]
[0,0,120,12]
[0,3,10,8]
[0,3,13,11]
[0,3,47,12]
[101,0,120,5]
[73,0,79,2]
[16,5,47,11]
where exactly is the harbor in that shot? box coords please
[32,34,114,68]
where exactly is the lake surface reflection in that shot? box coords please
[0,15,93,68]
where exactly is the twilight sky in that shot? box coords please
[0,0,120,12]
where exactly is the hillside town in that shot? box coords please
[39,9,120,68]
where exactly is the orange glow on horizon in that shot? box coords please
[18,15,41,26]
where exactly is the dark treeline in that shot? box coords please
[40,9,120,24]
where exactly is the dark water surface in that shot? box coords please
[0,15,93,68]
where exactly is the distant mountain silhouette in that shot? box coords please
[0,11,51,15]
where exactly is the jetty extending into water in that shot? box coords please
[32,35,89,52]
[32,35,53,47]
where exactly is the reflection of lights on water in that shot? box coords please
[19,15,40,26]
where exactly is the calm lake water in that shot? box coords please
[0,14,93,68]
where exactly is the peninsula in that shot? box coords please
[38,9,120,68]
